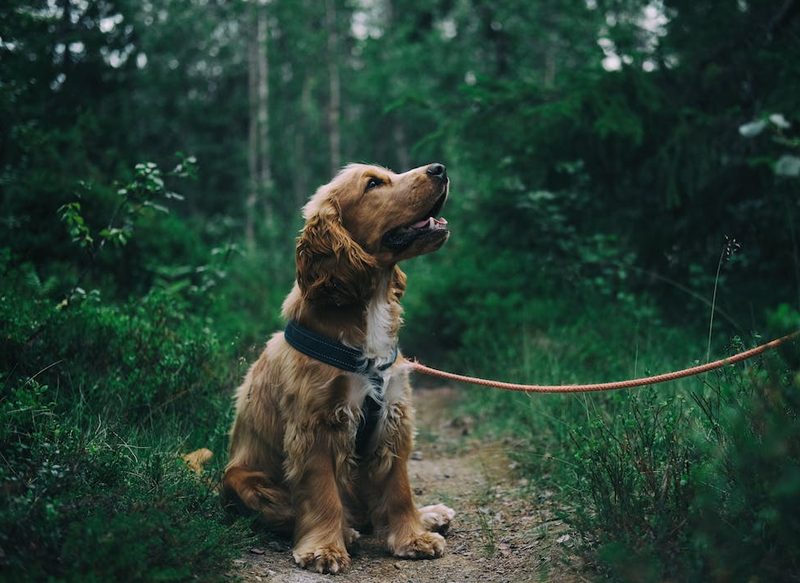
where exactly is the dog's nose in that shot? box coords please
[426,163,447,179]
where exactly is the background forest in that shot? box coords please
[2,0,800,581]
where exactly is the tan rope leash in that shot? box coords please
[405,331,799,394]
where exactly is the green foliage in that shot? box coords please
[0,155,269,579]
[449,294,800,581]
[0,241,257,580]
[0,376,249,582]
[2,0,799,580]
[58,201,94,248]
[688,359,800,581]
[58,156,196,254]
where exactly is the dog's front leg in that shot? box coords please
[285,421,352,574]
[366,402,447,559]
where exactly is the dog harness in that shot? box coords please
[284,320,398,456]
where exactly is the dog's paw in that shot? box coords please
[343,527,361,548]
[388,530,446,559]
[419,503,455,534]
[292,544,350,574]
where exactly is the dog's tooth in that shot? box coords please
[428,217,435,228]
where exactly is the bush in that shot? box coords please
[0,247,255,580]
[0,157,275,579]
[444,292,800,581]
[0,378,249,581]
[688,350,800,581]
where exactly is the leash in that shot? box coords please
[406,331,799,394]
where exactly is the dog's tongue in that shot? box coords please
[411,217,448,229]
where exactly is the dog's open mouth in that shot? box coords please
[382,191,449,251]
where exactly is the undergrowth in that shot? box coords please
[429,284,800,582]
[3,152,798,581]
[0,160,293,581]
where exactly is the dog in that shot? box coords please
[222,162,455,574]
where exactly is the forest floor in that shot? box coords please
[234,386,586,583]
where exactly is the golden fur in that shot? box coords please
[222,163,455,574]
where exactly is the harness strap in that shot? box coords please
[284,320,398,455]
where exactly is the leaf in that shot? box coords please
[769,113,791,129]
[738,120,766,138]
[775,155,800,177]
[99,227,130,246]
[143,201,170,214]
[58,202,93,247]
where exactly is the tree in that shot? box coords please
[246,0,273,247]
[325,0,342,176]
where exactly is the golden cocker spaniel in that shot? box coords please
[222,163,455,573]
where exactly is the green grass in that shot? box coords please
[3,176,798,581]
[429,290,800,582]
[0,247,288,581]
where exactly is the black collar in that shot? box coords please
[284,320,399,456]
[284,320,398,375]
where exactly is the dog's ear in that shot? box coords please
[296,201,377,304]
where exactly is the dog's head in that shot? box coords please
[296,163,450,304]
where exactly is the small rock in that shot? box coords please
[443,472,451,479]
[556,534,571,544]
[394,561,403,569]
[265,570,276,578]
[249,547,265,555]
[411,450,424,460]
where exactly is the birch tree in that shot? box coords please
[246,0,272,248]
[325,0,341,176]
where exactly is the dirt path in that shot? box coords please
[235,387,584,582]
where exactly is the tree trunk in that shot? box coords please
[325,0,341,176]
[245,13,258,248]
[245,1,272,248]
[544,32,557,88]
[386,0,409,171]
[256,2,273,225]
[293,77,313,207]
[393,122,410,171]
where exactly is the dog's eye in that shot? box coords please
[365,178,383,192]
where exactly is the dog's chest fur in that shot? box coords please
[343,274,407,433]
[362,275,396,363]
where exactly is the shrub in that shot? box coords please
[450,299,800,581]
[0,378,250,581]
[0,159,266,580]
